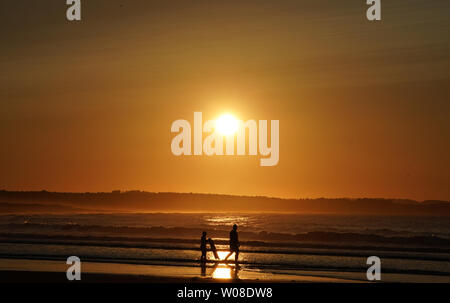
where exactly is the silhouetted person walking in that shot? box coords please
[200,231,207,261]
[224,224,239,263]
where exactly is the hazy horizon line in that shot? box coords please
[1,189,448,203]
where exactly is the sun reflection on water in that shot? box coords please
[211,251,237,279]
[204,215,249,227]
[212,265,232,279]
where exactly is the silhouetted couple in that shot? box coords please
[200,224,240,263]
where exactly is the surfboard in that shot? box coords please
[208,239,220,260]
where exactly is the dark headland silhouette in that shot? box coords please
[0,190,449,216]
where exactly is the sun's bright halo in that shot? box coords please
[216,114,239,136]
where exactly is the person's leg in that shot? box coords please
[235,250,239,263]
[223,247,234,261]
[224,250,233,260]
[201,249,206,260]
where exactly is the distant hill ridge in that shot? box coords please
[0,190,449,215]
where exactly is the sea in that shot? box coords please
[0,213,449,278]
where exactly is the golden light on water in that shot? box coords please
[215,114,239,136]
[212,266,232,279]
[205,215,249,226]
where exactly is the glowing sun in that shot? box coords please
[216,114,239,135]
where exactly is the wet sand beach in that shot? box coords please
[1,258,449,283]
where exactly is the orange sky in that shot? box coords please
[1,0,449,201]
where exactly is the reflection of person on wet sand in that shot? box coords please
[200,231,207,261]
[200,261,206,276]
[231,264,239,279]
[224,224,240,263]
[209,262,240,280]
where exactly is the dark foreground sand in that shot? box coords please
[0,258,362,283]
[1,258,449,283]
[0,270,263,283]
